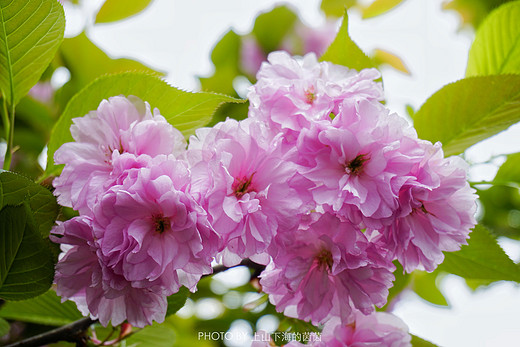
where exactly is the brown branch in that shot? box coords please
[4,317,95,347]
[207,258,266,279]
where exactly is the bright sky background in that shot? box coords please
[62,0,520,346]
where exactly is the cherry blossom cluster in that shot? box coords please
[51,96,218,327]
[51,51,477,343]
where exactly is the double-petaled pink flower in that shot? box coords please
[248,51,383,142]
[52,216,167,328]
[300,99,425,228]
[188,118,313,266]
[53,95,185,214]
[318,311,412,347]
[53,154,219,327]
[260,212,395,325]
[377,142,477,272]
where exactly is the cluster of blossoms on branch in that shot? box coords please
[51,51,477,345]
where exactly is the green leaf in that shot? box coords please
[372,48,410,74]
[381,261,410,310]
[165,287,190,317]
[0,171,59,238]
[438,225,520,282]
[361,0,406,19]
[442,0,512,29]
[199,30,242,95]
[411,271,448,306]
[57,32,162,108]
[466,1,520,76]
[411,334,439,347]
[253,6,298,53]
[126,319,177,347]
[465,277,495,290]
[46,72,244,176]
[0,317,9,337]
[495,152,520,184]
[413,75,520,156]
[320,0,357,17]
[95,0,154,24]
[0,289,83,326]
[0,0,65,107]
[477,185,520,240]
[16,94,56,140]
[320,11,374,71]
[0,204,55,300]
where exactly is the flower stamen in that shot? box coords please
[315,249,334,272]
[344,154,370,175]
[153,215,170,234]
[304,86,316,105]
[232,172,256,198]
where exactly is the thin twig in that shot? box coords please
[4,317,95,347]
[207,258,266,279]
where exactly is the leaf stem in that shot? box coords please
[2,100,15,171]
[1,97,8,140]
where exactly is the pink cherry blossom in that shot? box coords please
[378,141,477,272]
[52,216,167,328]
[281,21,337,57]
[300,99,424,228]
[29,82,54,104]
[188,118,313,266]
[260,212,395,325]
[53,95,186,214]
[240,36,267,77]
[92,154,219,293]
[318,312,412,347]
[248,51,383,141]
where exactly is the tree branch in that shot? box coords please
[209,258,266,278]
[4,317,95,347]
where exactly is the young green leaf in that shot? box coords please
[252,6,298,53]
[494,152,520,184]
[0,289,83,326]
[125,319,177,347]
[413,75,520,156]
[0,0,65,107]
[438,225,520,282]
[320,10,374,71]
[372,48,410,74]
[411,271,448,307]
[166,287,190,317]
[95,0,154,24]
[56,32,162,109]
[442,0,509,29]
[477,185,520,240]
[46,72,245,176]
[381,261,410,311]
[60,32,162,88]
[466,1,520,76]
[0,171,59,238]
[411,334,439,347]
[361,0,406,19]
[0,204,55,300]
[320,0,357,18]
[199,30,242,95]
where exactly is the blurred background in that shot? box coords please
[4,0,520,346]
